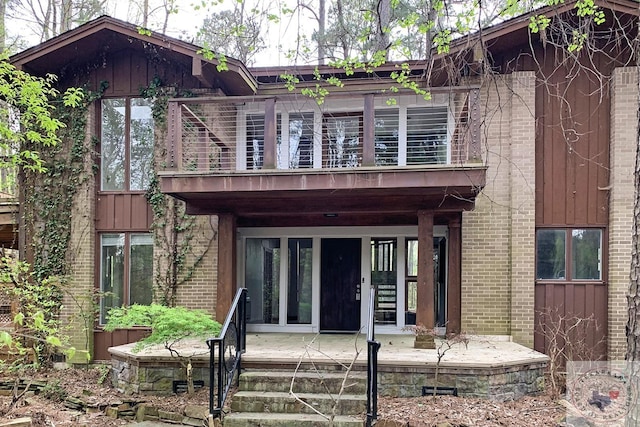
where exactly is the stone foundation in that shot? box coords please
[110,342,210,395]
[110,342,546,401]
[377,362,547,401]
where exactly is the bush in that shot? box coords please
[104,304,221,352]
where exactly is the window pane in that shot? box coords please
[130,99,154,190]
[406,239,418,277]
[536,229,566,279]
[289,113,314,169]
[372,238,397,325]
[406,281,417,325]
[406,107,448,165]
[100,234,124,323]
[129,234,154,305]
[375,109,399,166]
[247,114,264,170]
[287,239,312,324]
[101,99,126,190]
[245,238,280,324]
[572,229,602,280]
[324,115,361,168]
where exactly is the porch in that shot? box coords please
[109,333,549,401]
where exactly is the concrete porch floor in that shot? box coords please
[241,333,549,369]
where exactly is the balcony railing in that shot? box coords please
[165,88,480,174]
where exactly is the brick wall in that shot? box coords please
[60,105,96,363]
[608,67,637,360]
[173,215,218,316]
[461,71,536,343]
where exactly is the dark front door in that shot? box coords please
[320,238,362,332]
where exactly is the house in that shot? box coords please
[8,0,638,363]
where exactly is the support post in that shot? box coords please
[416,210,435,348]
[447,216,462,334]
[363,94,375,167]
[216,214,237,322]
[263,98,277,169]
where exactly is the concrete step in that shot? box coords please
[230,391,366,415]
[223,412,364,427]
[239,370,367,395]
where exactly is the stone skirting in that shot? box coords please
[109,343,210,395]
[109,342,547,401]
[377,361,547,401]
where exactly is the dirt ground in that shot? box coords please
[0,366,566,426]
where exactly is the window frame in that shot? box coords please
[99,97,154,192]
[535,227,605,283]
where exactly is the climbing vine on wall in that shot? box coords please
[23,82,106,283]
[142,79,216,306]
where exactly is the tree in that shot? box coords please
[196,3,267,66]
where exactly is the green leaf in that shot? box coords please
[0,330,12,347]
[46,336,62,347]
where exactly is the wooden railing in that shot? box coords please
[165,88,481,174]
[207,288,247,418]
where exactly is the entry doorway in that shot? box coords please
[320,238,362,332]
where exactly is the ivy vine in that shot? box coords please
[142,78,214,306]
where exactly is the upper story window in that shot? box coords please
[246,113,315,170]
[536,228,602,281]
[406,106,448,165]
[243,102,450,171]
[101,98,154,191]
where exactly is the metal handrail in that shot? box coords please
[207,288,247,418]
[366,288,381,427]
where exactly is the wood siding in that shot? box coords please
[95,193,153,231]
[94,328,151,361]
[533,283,608,358]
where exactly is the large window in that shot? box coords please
[536,228,602,281]
[99,233,153,324]
[101,98,154,191]
[287,239,312,324]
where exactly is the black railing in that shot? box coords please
[207,288,247,418]
[366,288,381,427]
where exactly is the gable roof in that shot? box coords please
[447,0,639,57]
[10,15,258,95]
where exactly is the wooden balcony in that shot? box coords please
[159,88,486,225]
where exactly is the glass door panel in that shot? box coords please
[372,238,397,325]
[245,238,281,324]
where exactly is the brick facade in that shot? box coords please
[461,71,536,344]
[60,105,97,363]
[608,67,637,359]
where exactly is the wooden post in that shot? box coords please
[416,210,435,348]
[216,214,237,322]
[447,216,462,334]
[362,94,375,167]
[263,98,277,169]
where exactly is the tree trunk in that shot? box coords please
[374,0,391,59]
[318,0,325,64]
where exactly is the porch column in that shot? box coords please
[263,98,277,169]
[216,213,237,322]
[362,94,375,166]
[447,216,462,334]
[417,210,435,348]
